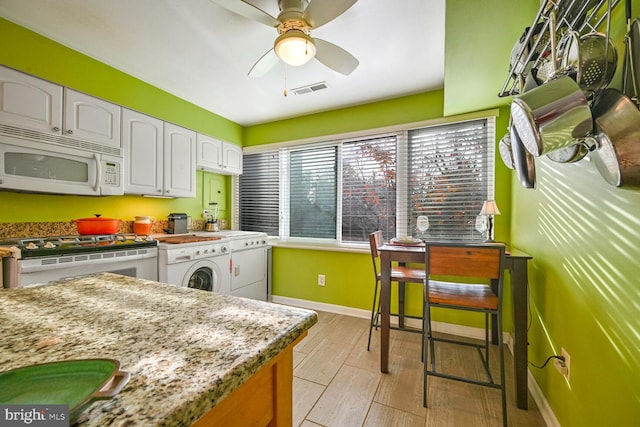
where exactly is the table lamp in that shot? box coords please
[480,200,501,242]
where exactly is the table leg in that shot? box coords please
[511,259,529,410]
[398,282,406,328]
[380,251,391,373]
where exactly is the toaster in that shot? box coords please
[167,213,188,234]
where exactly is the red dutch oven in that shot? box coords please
[73,215,121,235]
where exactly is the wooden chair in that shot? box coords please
[422,243,507,427]
[367,230,426,351]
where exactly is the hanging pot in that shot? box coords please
[511,75,593,157]
[558,31,617,98]
[589,88,640,187]
[510,125,536,189]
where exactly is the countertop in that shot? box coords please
[0,273,318,426]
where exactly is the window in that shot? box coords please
[239,117,495,244]
[408,120,494,242]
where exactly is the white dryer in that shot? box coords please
[157,236,230,293]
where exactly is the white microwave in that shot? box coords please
[0,137,124,196]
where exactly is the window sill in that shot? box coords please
[268,237,368,254]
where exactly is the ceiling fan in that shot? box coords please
[211,0,359,77]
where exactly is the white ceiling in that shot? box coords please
[0,0,445,126]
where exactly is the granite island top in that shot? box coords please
[0,273,318,426]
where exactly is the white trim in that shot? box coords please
[271,295,513,349]
[243,108,501,153]
[528,370,561,427]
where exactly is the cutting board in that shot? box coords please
[156,235,222,244]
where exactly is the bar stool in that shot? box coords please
[422,242,508,427]
[367,230,425,351]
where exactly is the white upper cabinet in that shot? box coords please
[197,133,242,175]
[64,89,121,150]
[0,65,63,133]
[123,111,195,198]
[0,65,121,153]
[164,122,196,198]
[122,108,164,196]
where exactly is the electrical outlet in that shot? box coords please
[202,209,210,218]
[554,348,570,382]
[561,348,570,382]
[317,274,325,286]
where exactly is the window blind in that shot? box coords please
[289,146,337,238]
[408,119,494,242]
[341,135,397,243]
[239,151,280,235]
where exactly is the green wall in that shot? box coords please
[0,18,237,224]
[4,0,640,424]
[443,0,640,426]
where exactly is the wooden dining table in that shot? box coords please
[378,243,532,410]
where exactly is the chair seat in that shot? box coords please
[379,266,426,283]
[429,280,498,310]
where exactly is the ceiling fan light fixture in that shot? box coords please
[274,30,316,66]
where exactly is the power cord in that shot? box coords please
[529,354,565,369]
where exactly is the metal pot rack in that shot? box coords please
[499,0,621,97]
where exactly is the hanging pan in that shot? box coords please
[557,31,617,98]
[499,132,515,170]
[589,88,640,187]
[510,124,536,189]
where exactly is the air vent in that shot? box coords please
[291,81,328,95]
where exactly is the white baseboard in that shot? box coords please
[272,295,513,348]
[272,294,557,427]
[527,369,561,427]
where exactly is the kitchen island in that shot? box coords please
[0,273,317,426]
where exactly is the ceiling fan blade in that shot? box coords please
[248,49,279,77]
[209,0,280,27]
[303,0,358,28]
[314,38,359,75]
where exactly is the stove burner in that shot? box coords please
[1,234,157,259]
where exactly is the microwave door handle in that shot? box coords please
[93,154,101,193]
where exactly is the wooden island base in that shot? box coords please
[193,332,306,427]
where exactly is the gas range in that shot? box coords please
[1,234,157,259]
[1,234,159,288]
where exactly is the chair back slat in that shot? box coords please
[369,231,383,277]
[426,245,503,280]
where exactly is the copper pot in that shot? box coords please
[73,215,121,235]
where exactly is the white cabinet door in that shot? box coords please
[122,108,164,195]
[64,89,121,150]
[0,65,63,134]
[196,133,223,171]
[164,123,196,198]
[223,142,243,175]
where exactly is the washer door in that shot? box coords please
[181,260,223,292]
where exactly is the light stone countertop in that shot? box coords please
[0,272,318,426]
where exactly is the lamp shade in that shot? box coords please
[480,200,501,216]
[274,30,316,66]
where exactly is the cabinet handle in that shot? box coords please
[52,126,60,132]
[66,129,74,134]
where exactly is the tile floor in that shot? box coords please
[292,311,547,427]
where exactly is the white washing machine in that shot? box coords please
[157,236,231,293]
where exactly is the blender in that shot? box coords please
[205,202,219,232]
